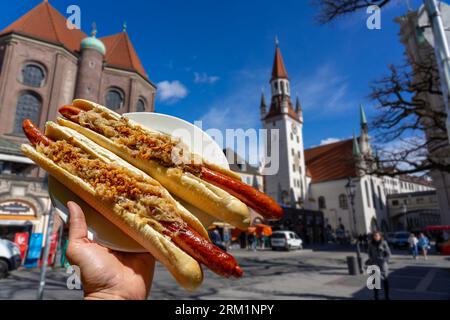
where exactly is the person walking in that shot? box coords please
[366,231,391,300]
[408,233,419,259]
[418,233,431,260]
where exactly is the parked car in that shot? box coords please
[0,238,21,279]
[390,231,410,249]
[386,232,396,246]
[271,231,303,251]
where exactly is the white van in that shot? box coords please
[0,239,21,279]
[271,231,303,251]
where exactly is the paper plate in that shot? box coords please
[49,112,229,252]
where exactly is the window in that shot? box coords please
[392,200,399,206]
[136,98,146,112]
[318,196,326,209]
[296,136,299,143]
[290,133,293,140]
[21,64,45,87]
[13,92,41,134]
[377,186,384,209]
[365,181,371,208]
[281,81,285,93]
[371,180,377,209]
[291,149,295,156]
[105,88,124,110]
[274,82,278,90]
[297,151,301,158]
[292,164,296,172]
[339,194,348,209]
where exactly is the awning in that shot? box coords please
[0,153,34,164]
[0,219,36,226]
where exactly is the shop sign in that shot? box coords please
[0,200,35,216]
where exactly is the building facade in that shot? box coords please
[387,190,441,230]
[0,2,156,242]
[395,5,450,225]
[261,42,435,235]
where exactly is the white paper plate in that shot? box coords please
[49,112,229,252]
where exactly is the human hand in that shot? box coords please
[65,201,155,300]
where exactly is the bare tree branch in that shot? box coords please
[313,0,391,24]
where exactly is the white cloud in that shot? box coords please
[320,137,341,145]
[157,80,188,103]
[194,72,220,84]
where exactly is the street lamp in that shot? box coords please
[401,203,408,231]
[345,177,358,237]
[345,177,363,274]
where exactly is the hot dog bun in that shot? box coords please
[57,99,251,230]
[22,122,204,291]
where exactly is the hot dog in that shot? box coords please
[57,99,284,229]
[21,120,242,291]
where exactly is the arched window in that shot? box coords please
[21,64,45,87]
[105,88,124,110]
[339,194,348,209]
[13,92,41,134]
[281,81,285,93]
[377,185,384,209]
[136,98,146,112]
[318,196,326,209]
[365,181,371,208]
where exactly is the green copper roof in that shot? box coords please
[360,104,367,125]
[81,36,106,55]
[352,133,361,157]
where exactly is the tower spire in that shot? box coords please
[271,41,289,81]
[260,89,267,120]
[352,131,361,157]
[360,104,367,127]
[91,22,97,37]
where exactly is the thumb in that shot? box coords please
[68,201,88,242]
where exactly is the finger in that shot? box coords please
[67,201,88,242]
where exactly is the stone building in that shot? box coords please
[395,4,450,225]
[260,41,435,235]
[0,1,156,240]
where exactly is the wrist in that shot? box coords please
[84,292,126,300]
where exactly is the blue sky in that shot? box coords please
[1,0,425,150]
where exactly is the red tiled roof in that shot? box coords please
[100,32,147,78]
[305,139,357,183]
[271,45,289,81]
[264,95,298,120]
[0,1,87,53]
[1,2,148,80]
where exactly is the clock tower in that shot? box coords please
[261,40,306,208]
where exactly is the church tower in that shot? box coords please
[75,23,105,101]
[261,40,306,208]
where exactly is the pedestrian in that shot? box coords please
[418,233,431,260]
[366,231,391,300]
[408,233,419,259]
[247,231,256,251]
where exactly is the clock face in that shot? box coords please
[291,123,297,134]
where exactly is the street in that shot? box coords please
[1,245,449,300]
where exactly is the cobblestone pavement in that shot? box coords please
[1,245,449,300]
